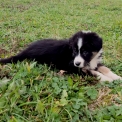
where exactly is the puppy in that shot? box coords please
[0,31,121,82]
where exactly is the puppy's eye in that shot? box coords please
[73,50,77,55]
[74,48,77,52]
[83,51,88,56]
[72,49,77,57]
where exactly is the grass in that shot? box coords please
[0,0,122,121]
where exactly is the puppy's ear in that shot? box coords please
[84,33,103,51]
[91,34,103,51]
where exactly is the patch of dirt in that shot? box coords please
[0,48,8,57]
[88,87,120,111]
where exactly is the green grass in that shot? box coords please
[0,0,122,121]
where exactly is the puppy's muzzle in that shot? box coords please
[75,62,81,66]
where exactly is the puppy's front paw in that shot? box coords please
[90,70,113,82]
[113,75,122,81]
[105,72,122,81]
[97,65,122,81]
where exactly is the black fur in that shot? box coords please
[0,31,102,74]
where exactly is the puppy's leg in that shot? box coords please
[89,70,113,82]
[97,64,122,81]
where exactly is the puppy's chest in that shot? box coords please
[85,54,102,70]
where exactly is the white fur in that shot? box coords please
[104,71,122,81]
[74,38,85,67]
[82,30,91,33]
[89,49,103,69]
[91,68,122,82]
[77,38,82,49]
[90,70,113,82]
[84,49,102,70]
[74,54,85,67]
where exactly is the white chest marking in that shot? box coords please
[89,49,103,69]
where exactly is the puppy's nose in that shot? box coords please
[75,62,81,66]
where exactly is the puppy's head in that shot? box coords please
[69,31,102,69]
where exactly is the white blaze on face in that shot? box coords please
[78,38,82,50]
[74,38,85,68]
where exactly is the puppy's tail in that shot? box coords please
[0,53,26,64]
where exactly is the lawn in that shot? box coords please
[0,0,122,121]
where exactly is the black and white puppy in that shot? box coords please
[0,31,121,82]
